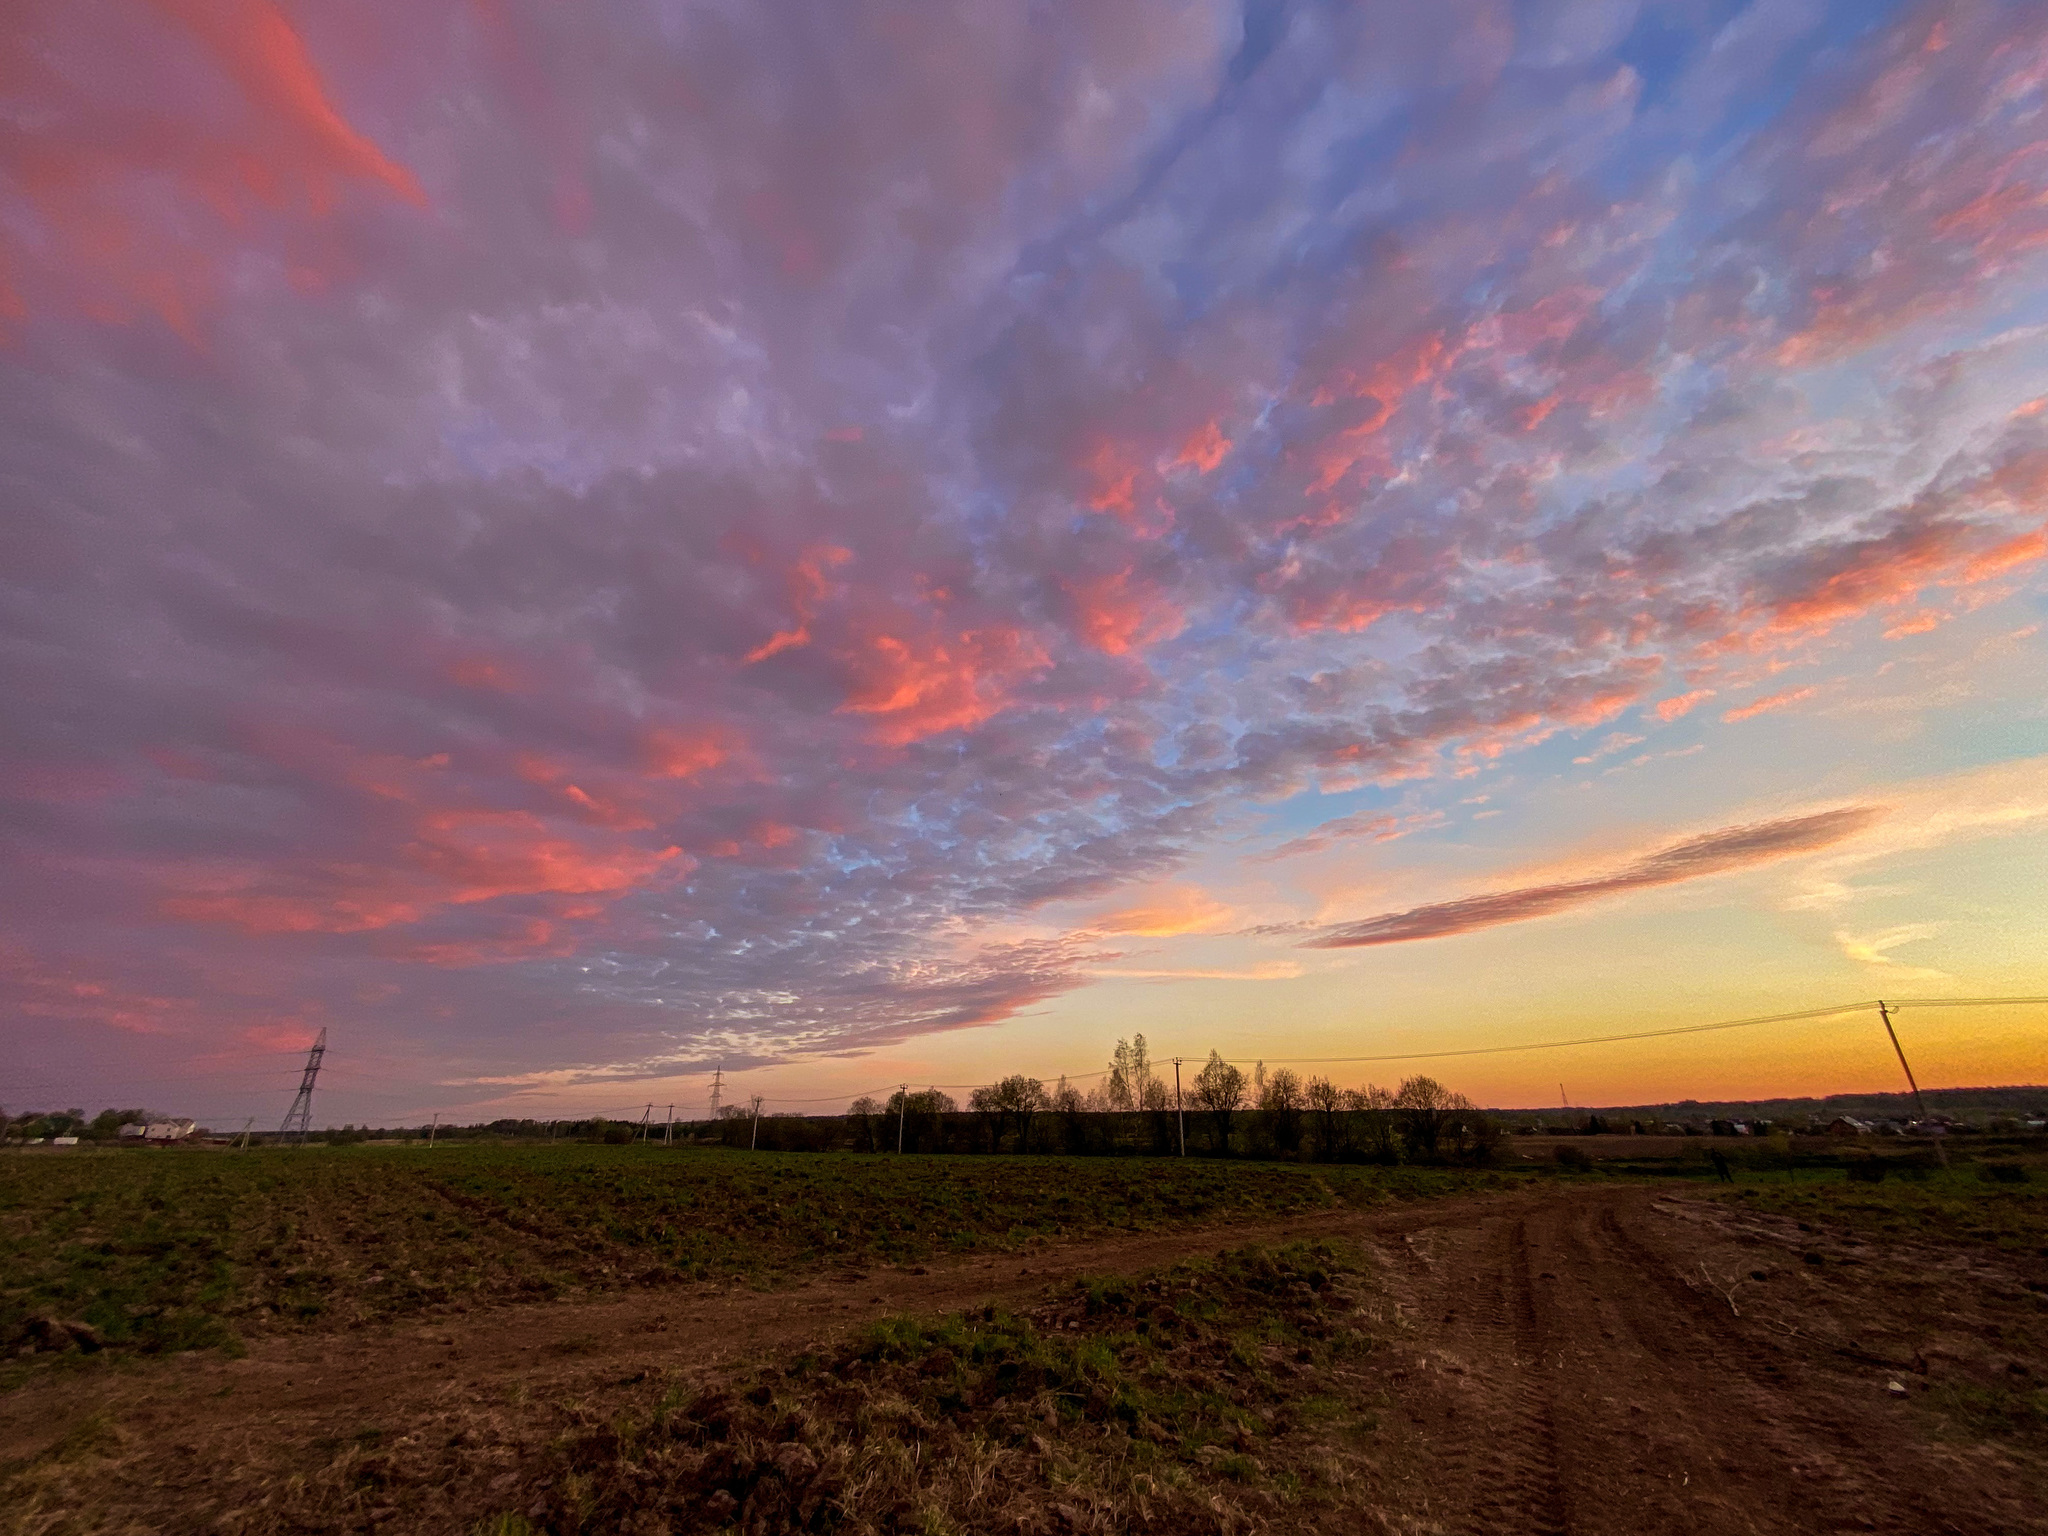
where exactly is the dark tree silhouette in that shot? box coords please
[1194,1051,1247,1154]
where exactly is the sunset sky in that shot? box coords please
[4,0,2046,1128]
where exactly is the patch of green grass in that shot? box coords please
[1924,1380,2048,1441]
[1709,1163,2048,1255]
[0,1146,1495,1369]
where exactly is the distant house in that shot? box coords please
[1824,1116,1870,1136]
[119,1119,196,1142]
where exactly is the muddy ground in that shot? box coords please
[4,1182,2043,1534]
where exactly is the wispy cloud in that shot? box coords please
[1833,923,1948,979]
[1573,732,1645,765]
[1723,687,1818,723]
[1087,887,1236,937]
[1258,809,1446,862]
[1304,808,1884,949]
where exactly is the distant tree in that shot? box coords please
[1259,1067,1304,1154]
[967,1083,1003,1152]
[847,1095,883,1153]
[886,1087,957,1151]
[1306,1076,1346,1161]
[886,1087,958,1117]
[1139,1074,1175,1154]
[1194,1052,1247,1154]
[1350,1084,1399,1163]
[1051,1075,1087,1152]
[984,1075,1048,1151]
[1395,1075,1472,1163]
[1442,1106,1502,1166]
[1104,1039,1135,1111]
[88,1108,147,1141]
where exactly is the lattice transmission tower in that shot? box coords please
[278,1028,328,1144]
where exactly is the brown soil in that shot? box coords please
[5,1182,2043,1534]
[1359,1188,2046,1534]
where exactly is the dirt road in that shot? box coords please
[1365,1189,2044,1535]
[6,1183,2042,1534]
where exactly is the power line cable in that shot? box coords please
[678,992,2048,1109]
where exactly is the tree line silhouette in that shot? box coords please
[704,1035,1501,1164]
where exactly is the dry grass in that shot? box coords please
[1,1241,1398,1536]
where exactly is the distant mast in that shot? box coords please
[279,1028,328,1145]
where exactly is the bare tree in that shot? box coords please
[1305,1076,1347,1161]
[1349,1083,1398,1163]
[1051,1075,1087,1152]
[1139,1074,1174,1154]
[1260,1066,1304,1154]
[1129,1033,1153,1111]
[1105,1039,1135,1112]
[1394,1075,1472,1163]
[1194,1051,1247,1154]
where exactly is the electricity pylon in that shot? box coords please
[278,1028,327,1144]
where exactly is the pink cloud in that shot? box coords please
[1722,687,1818,723]
[1650,689,1716,722]
[0,0,424,336]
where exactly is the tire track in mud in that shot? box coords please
[1380,1189,2028,1536]
[1591,1203,1982,1536]
[1381,1216,1568,1536]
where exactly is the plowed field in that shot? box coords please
[4,1179,2042,1534]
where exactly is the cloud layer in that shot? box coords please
[3,0,2047,1109]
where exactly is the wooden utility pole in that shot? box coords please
[1173,1058,1185,1157]
[898,1084,909,1154]
[664,1104,674,1146]
[639,1104,652,1142]
[1878,1001,1946,1167]
[749,1095,763,1151]
[427,1113,438,1147]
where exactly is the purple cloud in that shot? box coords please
[1303,807,1885,949]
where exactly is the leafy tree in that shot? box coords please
[967,1083,1003,1151]
[1194,1051,1247,1154]
[88,1108,147,1141]
[847,1095,883,1152]
[974,1075,1047,1151]
[885,1087,957,1151]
